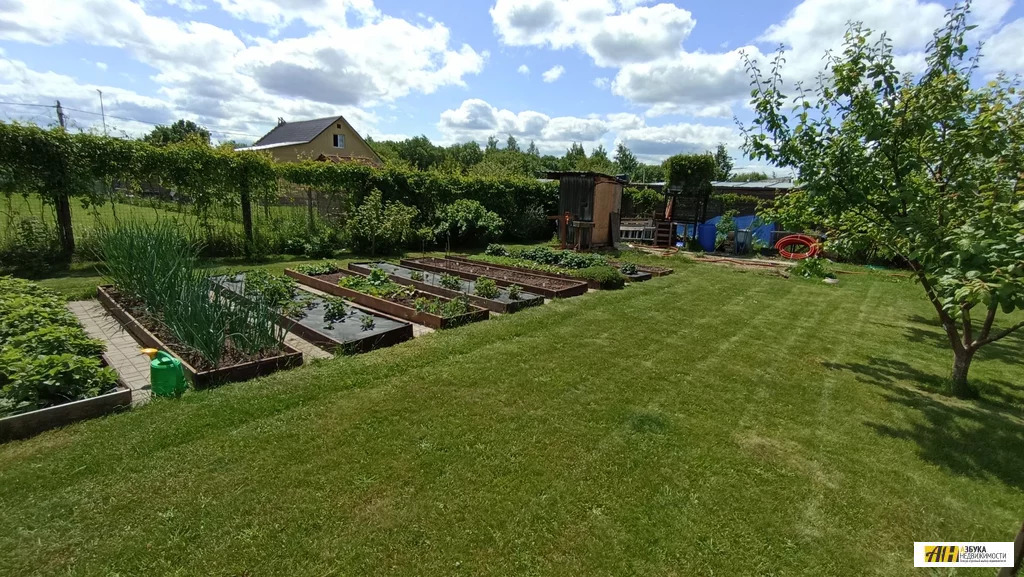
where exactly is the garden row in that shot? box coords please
[0,277,129,441]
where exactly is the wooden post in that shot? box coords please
[54,100,75,257]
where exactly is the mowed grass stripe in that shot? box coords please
[0,263,1021,576]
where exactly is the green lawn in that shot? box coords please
[1,256,1022,576]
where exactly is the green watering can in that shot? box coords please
[141,349,186,398]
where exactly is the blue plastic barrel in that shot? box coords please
[698,223,717,252]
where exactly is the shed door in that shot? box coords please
[559,176,594,221]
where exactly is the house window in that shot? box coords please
[333,134,345,148]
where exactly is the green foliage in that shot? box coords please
[409,270,424,282]
[741,4,1024,394]
[614,144,639,179]
[0,276,116,416]
[413,296,471,319]
[506,284,523,300]
[0,217,66,277]
[322,297,348,330]
[97,221,284,366]
[713,144,733,181]
[242,269,297,308]
[439,273,464,291]
[791,257,835,279]
[572,266,627,290]
[359,314,376,331]
[434,199,504,246]
[663,154,717,194]
[345,189,418,255]
[143,120,211,147]
[474,277,500,299]
[337,269,414,300]
[623,187,663,217]
[512,246,606,269]
[619,262,639,275]
[295,262,344,276]
[485,243,509,257]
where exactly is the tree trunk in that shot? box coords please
[54,192,75,257]
[240,185,254,256]
[950,347,978,399]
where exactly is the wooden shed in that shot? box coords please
[547,171,625,250]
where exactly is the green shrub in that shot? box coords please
[439,273,464,291]
[485,243,510,256]
[573,266,627,290]
[6,326,106,358]
[0,353,118,415]
[474,277,500,299]
[0,217,66,277]
[345,189,418,255]
[439,296,470,318]
[620,262,639,275]
[434,199,504,246]
[792,257,835,279]
[507,284,523,300]
[409,270,424,282]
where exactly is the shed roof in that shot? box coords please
[545,171,629,183]
[248,116,341,148]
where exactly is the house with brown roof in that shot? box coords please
[237,115,383,166]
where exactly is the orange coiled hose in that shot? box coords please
[775,234,821,260]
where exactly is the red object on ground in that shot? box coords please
[775,234,821,260]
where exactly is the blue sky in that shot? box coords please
[1,0,1021,170]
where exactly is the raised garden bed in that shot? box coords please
[97,286,303,389]
[446,255,639,289]
[348,262,544,314]
[400,257,588,299]
[0,363,132,443]
[211,274,414,354]
[284,268,490,330]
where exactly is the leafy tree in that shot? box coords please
[743,4,1024,397]
[434,199,504,247]
[526,140,540,157]
[485,136,500,153]
[564,142,587,168]
[344,189,418,255]
[713,144,733,181]
[468,149,541,178]
[577,144,616,174]
[614,143,639,180]
[728,171,772,182]
[143,119,211,146]
[447,141,483,171]
[506,135,520,152]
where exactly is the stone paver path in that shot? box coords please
[68,300,153,406]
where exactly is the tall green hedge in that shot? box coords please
[0,122,558,254]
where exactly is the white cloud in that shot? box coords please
[517,64,530,75]
[593,77,609,89]
[437,98,739,162]
[983,18,1024,76]
[490,0,696,67]
[95,61,108,71]
[542,64,564,83]
[0,0,485,139]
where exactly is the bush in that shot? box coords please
[485,243,510,256]
[0,276,117,416]
[507,284,522,300]
[573,266,627,290]
[619,262,639,275]
[345,189,418,255]
[434,199,504,247]
[474,277,500,299]
[0,217,66,277]
[439,273,463,291]
[505,205,551,242]
[791,257,836,279]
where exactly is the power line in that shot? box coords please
[0,100,262,138]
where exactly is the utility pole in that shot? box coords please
[96,89,107,135]
[55,100,66,128]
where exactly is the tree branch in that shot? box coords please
[961,306,973,347]
[976,303,998,343]
[975,320,1024,348]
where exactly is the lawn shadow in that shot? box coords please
[825,356,1024,490]
[903,314,1024,366]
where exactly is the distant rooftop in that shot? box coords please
[632,179,799,191]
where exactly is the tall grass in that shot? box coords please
[97,221,285,366]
